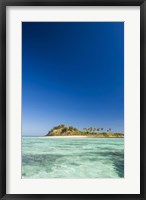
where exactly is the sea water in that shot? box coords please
[22,137,124,178]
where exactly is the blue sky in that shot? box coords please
[22,22,124,136]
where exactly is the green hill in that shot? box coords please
[46,124,124,138]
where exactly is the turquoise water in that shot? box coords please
[22,137,124,178]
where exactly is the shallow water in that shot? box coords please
[22,137,124,178]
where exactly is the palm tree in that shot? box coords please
[86,128,89,134]
[109,128,112,133]
[96,128,100,133]
[83,128,86,132]
[93,128,96,133]
[89,127,92,133]
[84,128,88,133]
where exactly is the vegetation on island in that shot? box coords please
[46,124,124,138]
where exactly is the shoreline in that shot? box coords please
[35,136,124,139]
[37,136,88,138]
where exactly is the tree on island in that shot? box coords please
[96,128,100,133]
[83,127,105,134]
[89,127,93,133]
[107,128,112,133]
[93,128,96,133]
[83,128,88,133]
[62,127,68,133]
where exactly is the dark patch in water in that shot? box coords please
[22,154,63,166]
[74,150,124,177]
[69,162,80,166]
[96,150,124,177]
[22,172,26,176]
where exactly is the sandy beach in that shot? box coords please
[36,135,124,139]
[37,135,89,139]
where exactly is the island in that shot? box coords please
[45,124,124,138]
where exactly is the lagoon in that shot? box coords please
[22,137,124,178]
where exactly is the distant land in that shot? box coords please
[45,124,124,138]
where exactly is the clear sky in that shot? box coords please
[22,22,124,136]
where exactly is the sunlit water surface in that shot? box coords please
[22,137,124,178]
